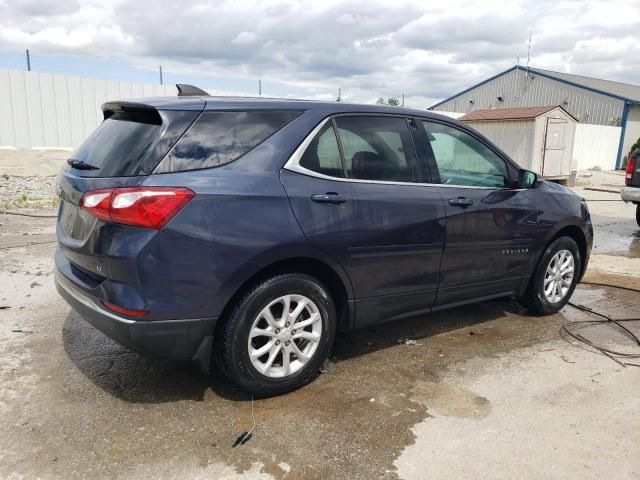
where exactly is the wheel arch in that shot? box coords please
[541,223,589,281]
[217,256,353,335]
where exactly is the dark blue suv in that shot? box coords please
[55,88,593,395]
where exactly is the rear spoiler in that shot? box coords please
[101,101,162,124]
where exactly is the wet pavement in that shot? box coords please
[1,188,639,479]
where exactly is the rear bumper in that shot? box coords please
[621,186,640,203]
[54,267,217,372]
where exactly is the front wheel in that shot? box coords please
[216,273,336,396]
[636,204,640,228]
[519,236,581,315]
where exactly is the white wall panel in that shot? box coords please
[572,124,622,170]
[0,70,183,149]
[39,73,59,147]
[25,71,45,147]
[67,75,85,147]
[10,70,31,148]
[53,73,73,147]
[0,70,16,146]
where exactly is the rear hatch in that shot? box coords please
[56,101,202,304]
[626,149,640,187]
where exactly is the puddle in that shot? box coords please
[411,380,490,418]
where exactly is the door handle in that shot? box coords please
[448,197,474,207]
[311,192,346,205]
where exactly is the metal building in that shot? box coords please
[459,106,577,181]
[430,66,640,169]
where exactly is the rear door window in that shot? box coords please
[156,110,300,173]
[334,116,419,182]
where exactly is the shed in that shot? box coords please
[459,105,578,180]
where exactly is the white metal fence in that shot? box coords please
[572,124,621,171]
[0,69,247,150]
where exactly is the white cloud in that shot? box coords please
[0,0,638,107]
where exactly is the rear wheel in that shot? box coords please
[216,274,336,396]
[636,204,640,227]
[519,236,581,315]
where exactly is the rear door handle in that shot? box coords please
[311,192,347,205]
[448,197,474,207]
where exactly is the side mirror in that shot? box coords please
[518,169,538,188]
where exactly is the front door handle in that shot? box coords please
[448,197,474,207]
[311,192,347,205]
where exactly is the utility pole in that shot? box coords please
[336,88,342,102]
[258,79,262,96]
[526,32,533,76]
[159,65,163,85]
[401,94,405,107]
[26,49,31,71]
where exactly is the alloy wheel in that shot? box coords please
[543,249,575,303]
[248,294,322,378]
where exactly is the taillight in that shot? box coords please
[626,156,637,186]
[81,187,194,229]
[102,300,149,318]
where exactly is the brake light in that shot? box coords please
[81,190,112,221]
[626,156,637,186]
[102,300,149,318]
[81,187,194,229]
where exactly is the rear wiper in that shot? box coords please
[67,159,99,170]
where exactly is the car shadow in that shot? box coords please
[62,311,248,403]
[332,296,528,362]
[62,297,529,404]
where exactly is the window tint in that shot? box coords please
[422,121,509,188]
[70,110,163,177]
[156,110,300,173]
[299,123,344,178]
[335,116,418,182]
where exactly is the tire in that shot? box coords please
[519,236,581,315]
[636,204,640,228]
[216,273,336,397]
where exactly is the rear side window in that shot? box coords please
[299,123,344,178]
[335,116,419,182]
[156,110,300,173]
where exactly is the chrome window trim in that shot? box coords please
[283,115,518,191]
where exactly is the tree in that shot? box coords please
[376,97,400,106]
[629,136,640,158]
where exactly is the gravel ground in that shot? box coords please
[0,175,58,210]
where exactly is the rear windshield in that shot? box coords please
[68,109,198,177]
[154,110,301,173]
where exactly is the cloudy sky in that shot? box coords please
[1,0,639,108]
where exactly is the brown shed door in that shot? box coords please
[542,118,568,177]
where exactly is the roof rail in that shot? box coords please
[176,84,209,97]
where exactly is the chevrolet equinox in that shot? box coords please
[55,87,593,396]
